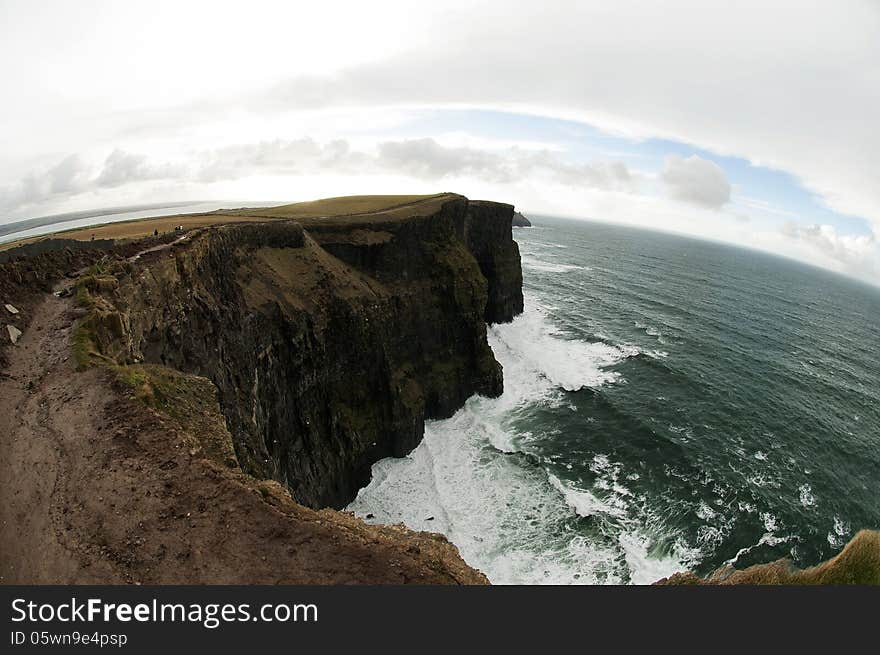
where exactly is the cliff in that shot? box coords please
[3,194,878,585]
[76,193,524,510]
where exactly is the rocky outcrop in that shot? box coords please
[512,211,532,227]
[466,201,524,322]
[81,194,523,510]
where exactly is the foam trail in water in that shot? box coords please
[348,298,697,584]
[521,254,588,274]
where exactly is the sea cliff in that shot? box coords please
[77,194,523,509]
[3,192,876,585]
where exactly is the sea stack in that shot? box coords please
[512,211,532,227]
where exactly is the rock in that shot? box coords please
[466,201,525,323]
[5,303,19,314]
[6,324,22,344]
[72,194,524,511]
[512,211,532,227]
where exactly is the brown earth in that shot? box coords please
[0,288,487,584]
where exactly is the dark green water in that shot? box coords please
[350,217,880,584]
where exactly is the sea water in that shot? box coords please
[349,216,880,584]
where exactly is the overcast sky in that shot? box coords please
[1,0,879,283]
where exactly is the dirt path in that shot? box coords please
[0,293,116,582]
[127,233,189,262]
[0,290,485,584]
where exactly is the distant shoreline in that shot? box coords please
[0,200,286,246]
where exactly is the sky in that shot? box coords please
[1,0,879,284]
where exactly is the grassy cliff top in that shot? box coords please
[223,193,454,220]
[1,193,460,250]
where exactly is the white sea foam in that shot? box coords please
[827,515,851,547]
[798,483,816,508]
[520,255,587,274]
[548,473,628,519]
[619,532,701,585]
[726,531,793,566]
[760,512,779,532]
[348,298,698,584]
[487,301,630,393]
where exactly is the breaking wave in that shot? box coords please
[348,298,699,584]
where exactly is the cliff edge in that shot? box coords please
[77,193,523,510]
[1,192,521,584]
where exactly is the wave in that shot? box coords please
[348,298,700,584]
[520,254,589,274]
[487,298,641,394]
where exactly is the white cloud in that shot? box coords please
[232,1,879,230]
[1,1,878,282]
[1,155,92,212]
[661,155,731,209]
[780,222,878,280]
[0,150,183,213]
[96,149,184,188]
[195,139,367,183]
[1,138,639,216]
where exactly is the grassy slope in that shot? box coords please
[2,193,456,250]
[228,193,449,219]
[659,530,880,585]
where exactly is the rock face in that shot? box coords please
[512,211,532,227]
[466,201,524,322]
[85,194,523,509]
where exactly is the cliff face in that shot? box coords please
[84,195,523,509]
[466,201,524,322]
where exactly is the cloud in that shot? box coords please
[0,150,182,214]
[661,155,731,209]
[377,139,509,181]
[781,221,878,280]
[0,138,638,217]
[95,149,183,188]
[47,155,91,194]
[229,2,877,230]
[0,155,90,214]
[197,138,368,182]
[376,138,636,190]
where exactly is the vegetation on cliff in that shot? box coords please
[658,530,880,585]
[70,193,523,510]
[3,192,875,585]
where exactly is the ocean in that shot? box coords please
[348,216,880,584]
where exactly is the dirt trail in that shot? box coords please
[0,293,116,582]
[0,290,485,584]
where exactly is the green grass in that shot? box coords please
[71,316,115,370]
[113,363,238,468]
[660,530,880,585]
[257,194,448,219]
